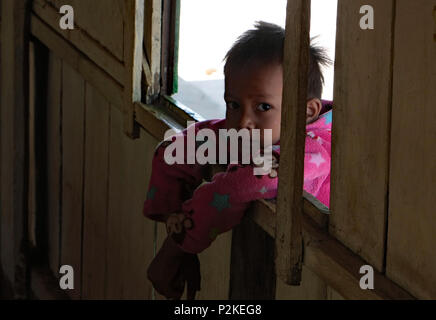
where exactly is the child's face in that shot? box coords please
[224,61,283,145]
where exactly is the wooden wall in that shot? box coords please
[46,0,124,61]
[43,51,233,299]
[45,53,154,299]
[386,0,436,299]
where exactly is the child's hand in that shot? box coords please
[147,235,201,300]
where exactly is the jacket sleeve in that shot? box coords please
[176,131,331,253]
[143,122,211,222]
[175,153,280,254]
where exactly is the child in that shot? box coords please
[144,21,332,299]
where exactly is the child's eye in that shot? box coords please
[257,103,272,112]
[226,101,239,110]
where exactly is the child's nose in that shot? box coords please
[238,108,256,130]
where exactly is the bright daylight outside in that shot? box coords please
[173,0,338,120]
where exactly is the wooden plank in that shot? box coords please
[46,52,62,276]
[160,0,179,96]
[30,14,124,110]
[0,0,31,298]
[29,41,37,249]
[303,215,413,300]
[386,0,436,299]
[123,0,144,138]
[196,232,232,300]
[243,199,414,299]
[143,0,162,99]
[229,218,275,300]
[327,286,345,300]
[47,0,124,61]
[134,102,184,141]
[330,0,395,272]
[81,83,110,299]
[60,62,85,299]
[106,109,157,299]
[275,0,311,285]
[32,0,125,85]
[275,266,327,300]
[244,201,328,300]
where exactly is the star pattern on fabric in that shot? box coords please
[147,186,157,200]
[309,152,326,168]
[322,111,332,125]
[210,192,230,212]
[307,131,315,138]
[259,186,268,194]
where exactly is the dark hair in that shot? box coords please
[224,21,331,99]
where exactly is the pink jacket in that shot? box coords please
[143,107,332,254]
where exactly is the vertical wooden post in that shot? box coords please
[144,0,162,100]
[275,0,311,285]
[123,0,145,139]
[0,0,31,298]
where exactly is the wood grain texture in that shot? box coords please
[229,217,276,300]
[81,83,110,299]
[60,62,85,299]
[123,0,144,138]
[0,0,31,298]
[327,286,345,300]
[32,0,125,84]
[106,109,157,299]
[275,266,327,300]
[30,14,124,110]
[275,0,311,285]
[303,215,413,300]
[46,53,62,277]
[386,0,436,299]
[46,0,124,61]
[243,198,413,299]
[330,0,395,272]
[29,41,37,249]
[143,0,161,99]
[196,232,232,300]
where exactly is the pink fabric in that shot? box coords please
[143,111,332,254]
